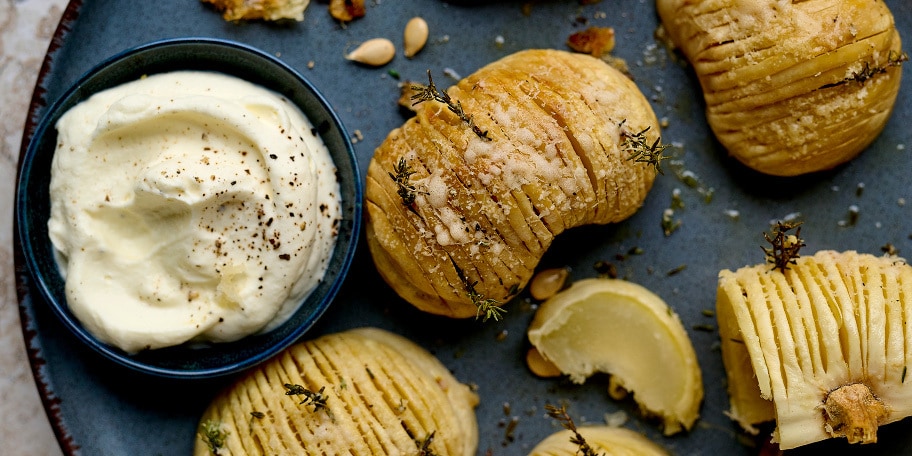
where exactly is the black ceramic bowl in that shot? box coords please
[16,37,362,379]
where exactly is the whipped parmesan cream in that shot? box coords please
[48,71,341,353]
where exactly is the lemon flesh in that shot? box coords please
[527,278,703,435]
[528,425,669,456]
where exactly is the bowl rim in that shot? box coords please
[16,36,363,379]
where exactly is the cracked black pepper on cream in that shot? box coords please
[47,71,341,353]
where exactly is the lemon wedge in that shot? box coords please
[527,278,703,434]
[528,425,669,456]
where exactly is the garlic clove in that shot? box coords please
[403,17,428,58]
[345,38,395,66]
[529,267,569,300]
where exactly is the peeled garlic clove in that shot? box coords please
[525,347,562,378]
[345,38,395,66]
[529,267,569,300]
[403,17,428,58]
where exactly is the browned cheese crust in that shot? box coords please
[366,49,660,318]
[657,0,904,176]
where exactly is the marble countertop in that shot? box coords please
[2,0,68,454]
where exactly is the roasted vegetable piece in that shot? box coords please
[718,250,912,449]
[193,328,478,455]
[365,49,661,318]
[657,0,905,176]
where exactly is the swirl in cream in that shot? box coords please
[48,71,341,353]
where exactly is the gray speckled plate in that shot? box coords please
[15,0,912,454]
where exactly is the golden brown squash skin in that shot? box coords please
[365,49,660,318]
[657,0,904,176]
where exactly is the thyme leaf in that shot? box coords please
[411,70,492,141]
[415,431,439,456]
[545,404,603,456]
[762,221,805,272]
[466,279,507,322]
[453,261,506,322]
[199,419,228,455]
[849,50,909,83]
[284,384,332,418]
[389,157,421,212]
[620,121,670,174]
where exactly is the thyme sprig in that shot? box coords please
[762,221,805,272]
[620,120,670,174]
[545,404,604,456]
[389,157,421,212]
[284,384,332,418]
[415,431,440,456]
[199,420,228,455]
[850,50,909,83]
[412,70,492,141]
[466,280,507,322]
[453,262,507,322]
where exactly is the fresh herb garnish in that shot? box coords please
[667,264,687,276]
[620,120,670,174]
[199,419,228,455]
[661,208,681,236]
[466,278,506,322]
[763,221,805,272]
[415,431,439,456]
[850,50,909,83]
[389,157,421,212]
[284,384,332,417]
[412,70,492,141]
[452,261,506,322]
[545,404,603,456]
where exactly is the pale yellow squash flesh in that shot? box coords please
[718,250,912,449]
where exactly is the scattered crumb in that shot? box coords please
[329,0,365,22]
[442,68,460,80]
[772,212,802,225]
[604,410,628,427]
[837,205,860,227]
[566,26,615,57]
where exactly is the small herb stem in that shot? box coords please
[411,70,492,141]
[619,120,670,174]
